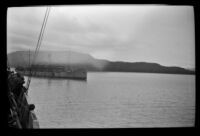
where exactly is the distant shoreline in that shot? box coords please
[8,51,195,75]
[87,70,195,75]
[13,68,195,76]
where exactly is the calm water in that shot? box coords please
[26,72,195,128]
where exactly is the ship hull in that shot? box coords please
[16,70,87,80]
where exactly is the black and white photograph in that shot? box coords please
[7,5,195,128]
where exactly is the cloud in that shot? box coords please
[7,5,195,68]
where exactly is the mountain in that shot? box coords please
[103,61,195,74]
[7,51,108,71]
[7,51,195,75]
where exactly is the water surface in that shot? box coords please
[27,72,195,128]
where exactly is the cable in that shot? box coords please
[26,7,51,91]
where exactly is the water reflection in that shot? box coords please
[66,80,70,88]
[47,78,52,86]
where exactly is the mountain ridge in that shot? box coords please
[7,51,195,75]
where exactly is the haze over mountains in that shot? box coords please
[7,51,195,75]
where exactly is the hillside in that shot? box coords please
[7,51,195,75]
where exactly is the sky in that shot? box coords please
[7,5,195,69]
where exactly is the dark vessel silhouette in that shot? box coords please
[16,65,87,80]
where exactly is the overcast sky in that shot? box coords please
[7,5,195,68]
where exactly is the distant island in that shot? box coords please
[7,51,195,75]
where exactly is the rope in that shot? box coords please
[26,7,51,91]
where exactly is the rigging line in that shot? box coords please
[27,7,51,85]
[31,7,50,67]
[29,7,50,80]
[34,7,51,63]
[26,7,49,89]
[28,7,49,75]
[28,7,50,83]
[34,7,50,59]
[26,7,50,90]
[26,7,51,90]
